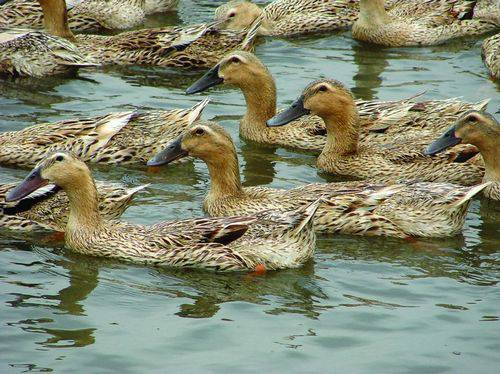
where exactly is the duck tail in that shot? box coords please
[452,182,491,207]
[187,98,210,125]
[289,198,323,237]
[240,18,261,51]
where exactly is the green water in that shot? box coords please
[1,1,499,372]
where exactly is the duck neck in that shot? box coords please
[39,0,76,42]
[477,135,500,183]
[321,108,360,160]
[64,172,103,234]
[205,149,245,201]
[239,71,277,137]
[358,0,389,25]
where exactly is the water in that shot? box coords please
[1,1,499,372]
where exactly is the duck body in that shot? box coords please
[0,181,146,232]
[0,0,146,32]
[267,79,485,186]
[482,33,499,79]
[5,152,320,271]
[76,25,257,69]
[0,99,208,168]
[353,0,498,47]
[0,28,97,77]
[148,121,489,238]
[187,51,489,153]
[215,0,358,37]
[144,0,179,14]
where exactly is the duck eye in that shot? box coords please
[318,85,327,92]
[228,12,236,18]
[194,128,205,136]
[55,155,64,162]
[230,56,240,64]
[467,115,477,123]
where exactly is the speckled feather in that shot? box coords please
[482,33,499,80]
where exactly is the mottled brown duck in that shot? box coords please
[148,121,489,238]
[0,99,208,168]
[352,0,498,47]
[267,79,485,186]
[5,152,321,271]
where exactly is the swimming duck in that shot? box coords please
[482,33,499,80]
[266,79,485,186]
[186,51,489,152]
[352,0,498,47]
[5,151,321,271]
[39,0,259,69]
[426,110,499,201]
[148,121,490,238]
[0,10,97,77]
[0,0,147,32]
[214,0,358,37]
[0,179,147,232]
[0,99,208,168]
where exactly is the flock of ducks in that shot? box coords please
[0,0,499,272]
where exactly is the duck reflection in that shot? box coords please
[351,43,390,100]
[155,261,325,319]
[239,141,277,186]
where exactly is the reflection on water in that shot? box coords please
[0,1,499,372]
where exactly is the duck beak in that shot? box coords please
[425,125,462,155]
[147,137,188,167]
[186,64,223,94]
[5,167,49,202]
[266,96,310,127]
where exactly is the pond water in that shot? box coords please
[1,1,499,372]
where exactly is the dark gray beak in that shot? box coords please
[186,64,223,94]
[147,137,188,167]
[5,167,49,202]
[266,96,310,127]
[425,126,462,155]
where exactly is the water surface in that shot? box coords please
[1,1,499,372]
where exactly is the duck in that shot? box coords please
[0,99,208,168]
[0,179,147,232]
[482,33,499,80]
[0,2,98,77]
[426,110,499,201]
[147,121,490,238]
[186,51,489,152]
[352,0,498,47]
[0,0,148,32]
[38,0,259,69]
[5,151,321,272]
[214,0,359,37]
[267,79,486,186]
